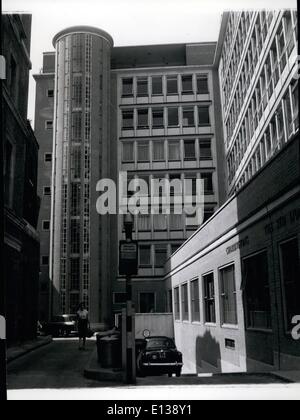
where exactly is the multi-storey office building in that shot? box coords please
[110,43,226,315]
[35,30,226,325]
[2,14,40,344]
[34,52,56,321]
[217,10,298,195]
[166,10,299,374]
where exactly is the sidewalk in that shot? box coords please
[7,336,52,364]
[84,348,123,383]
[271,371,300,383]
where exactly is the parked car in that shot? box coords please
[42,315,77,337]
[137,336,183,378]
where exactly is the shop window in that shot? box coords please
[243,251,272,330]
[280,239,300,332]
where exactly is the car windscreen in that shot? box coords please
[146,338,176,350]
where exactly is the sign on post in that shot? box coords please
[119,240,138,276]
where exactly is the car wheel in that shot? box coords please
[168,373,173,378]
[176,370,182,378]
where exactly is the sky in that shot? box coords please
[3,0,297,123]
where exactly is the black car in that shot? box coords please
[42,315,77,337]
[137,336,183,378]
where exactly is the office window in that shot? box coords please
[153,214,167,231]
[44,153,52,163]
[122,110,134,129]
[220,265,238,325]
[137,109,149,129]
[197,75,209,94]
[183,107,195,127]
[45,120,53,130]
[70,220,80,254]
[122,78,134,96]
[168,141,181,161]
[203,273,216,323]
[181,284,189,321]
[191,279,200,322]
[198,106,210,126]
[43,221,50,231]
[170,214,182,231]
[41,256,49,266]
[71,112,82,140]
[140,246,152,267]
[243,251,272,330]
[138,214,151,232]
[47,89,54,98]
[123,142,134,162]
[168,107,179,127]
[184,140,196,160]
[174,287,180,320]
[152,76,163,95]
[153,141,165,161]
[280,239,300,332]
[43,186,51,196]
[152,108,164,128]
[140,293,155,313]
[182,75,193,93]
[70,258,80,290]
[137,142,149,162]
[167,76,178,95]
[137,77,148,97]
[155,245,168,268]
[202,173,213,194]
[199,140,212,160]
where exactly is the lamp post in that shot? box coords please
[123,213,135,384]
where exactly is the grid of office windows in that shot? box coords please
[220,11,298,191]
[121,73,210,98]
[121,105,211,131]
[121,138,213,163]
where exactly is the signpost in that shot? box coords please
[119,214,137,384]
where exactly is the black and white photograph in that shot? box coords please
[0,0,299,403]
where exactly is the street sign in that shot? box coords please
[119,240,138,276]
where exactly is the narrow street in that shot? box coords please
[7,338,291,392]
[7,338,121,390]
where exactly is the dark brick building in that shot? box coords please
[2,14,40,345]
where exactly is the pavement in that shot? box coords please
[7,336,53,363]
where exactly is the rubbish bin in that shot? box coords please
[97,335,122,369]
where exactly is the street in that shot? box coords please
[7,338,291,391]
[7,338,121,390]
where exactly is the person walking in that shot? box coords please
[77,303,89,350]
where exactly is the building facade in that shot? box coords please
[110,44,225,316]
[2,14,40,345]
[35,29,226,325]
[217,11,298,195]
[49,27,114,327]
[166,10,299,374]
[34,52,55,322]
